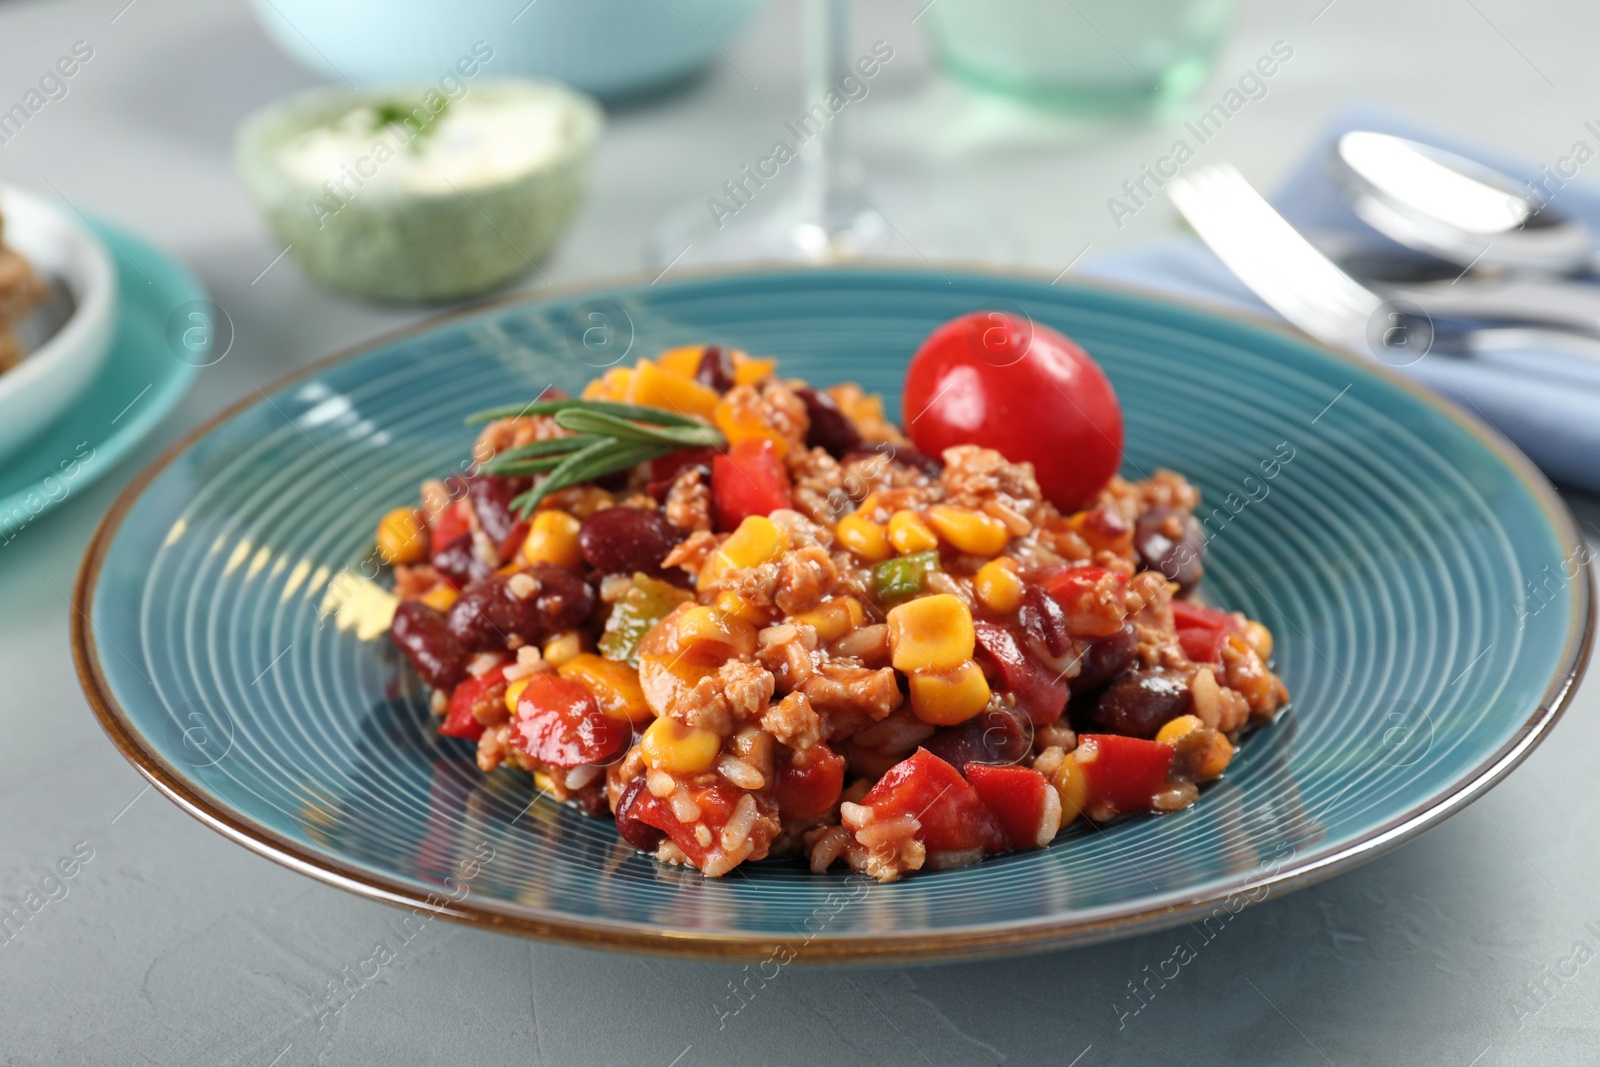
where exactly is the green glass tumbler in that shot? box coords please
[923,0,1238,113]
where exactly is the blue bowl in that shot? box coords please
[74,266,1592,961]
[249,0,770,100]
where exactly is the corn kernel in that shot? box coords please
[973,558,1025,614]
[712,396,790,456]
[533,769,558,793]
[376,507,427,565]
[835,513,892,563]
[676,605,759,658]
[559,653,651,722]
[522,510,583,570]
[908,661,991,725]
[731,351,777,385]
[1195,732,1234,780]
[656,344,708,378]
[887,593,975,673]
[640,717,722,774]
[1156,714,1205,746]
[420,585,459,612]
[1052,753,1089,821]
[925,505,1010,558]
[698,515,791,591]
[888,510,939,554]
[1243,619,1274,660]
[504,676,530,716]
[542,631,584,666]
[715,590,767,626]
[793,597,867,642]
[626,359,721,419]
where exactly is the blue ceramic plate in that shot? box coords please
[1,221,206,538]
[74,267,1591,961]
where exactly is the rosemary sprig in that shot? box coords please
[465,397,704,428]
[469,398,726,516]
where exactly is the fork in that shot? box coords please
[1167,164,1600,363]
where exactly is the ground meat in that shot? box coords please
[939,444,1043,522]
[774,546,836,615]
[760,381,811,453]
[720,658,777,723]
[662,530,720,576]
[840,454,938,503]
[802,662,902,739]
[788,446,849,525]
[664,466,712,533]
[471,414,565,463]
[757,622,819,692]
[761,691,822,752]
[393,564,441,600]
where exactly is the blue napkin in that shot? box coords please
[1081,104,1600,495]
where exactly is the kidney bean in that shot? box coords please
[923,707,1033,770]
[1019,585,1072,659]
[528,563,597,631]
[614,778,665,851]
[1134,506,1205,592]
[1091,668,1193,739]
[694,345,736,393]
[796,387,863,457]
[468,475,531,549]
[578,506,683,575]
[1075,622,1139,691]
[430,533,492,590]
[390,600,470,689]
[445,565,596,650]
[973,622,1068,724]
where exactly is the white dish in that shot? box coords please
[0,185,118,460]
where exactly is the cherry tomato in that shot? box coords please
[511,674,628,768]
[903,312,1123,513]
[710,438,792,531]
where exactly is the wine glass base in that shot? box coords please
[645,185,898,269]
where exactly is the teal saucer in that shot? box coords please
[0,221,205,541]
[74,266,1592,961]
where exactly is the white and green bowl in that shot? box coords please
[236,80,602,304]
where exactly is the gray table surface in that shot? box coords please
[4,0,1599,1063]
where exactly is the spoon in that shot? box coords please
[1333,131,1599,275]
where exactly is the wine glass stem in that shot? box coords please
[800,0,851,229]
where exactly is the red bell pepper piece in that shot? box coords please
[1170,601,1241,664]
[440,664,507,741]
[1176,626,1228,664]
[858,749,1004,854]
[774,743,846,821]
[710,438,792,531]
[1041,566,1128,638]
[1171,600,1240,632]
[430,499,471,550]
[965,763,1060,849]
[1075,734,1174,815]
[511,674,629,768]
[632,779,746,868]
